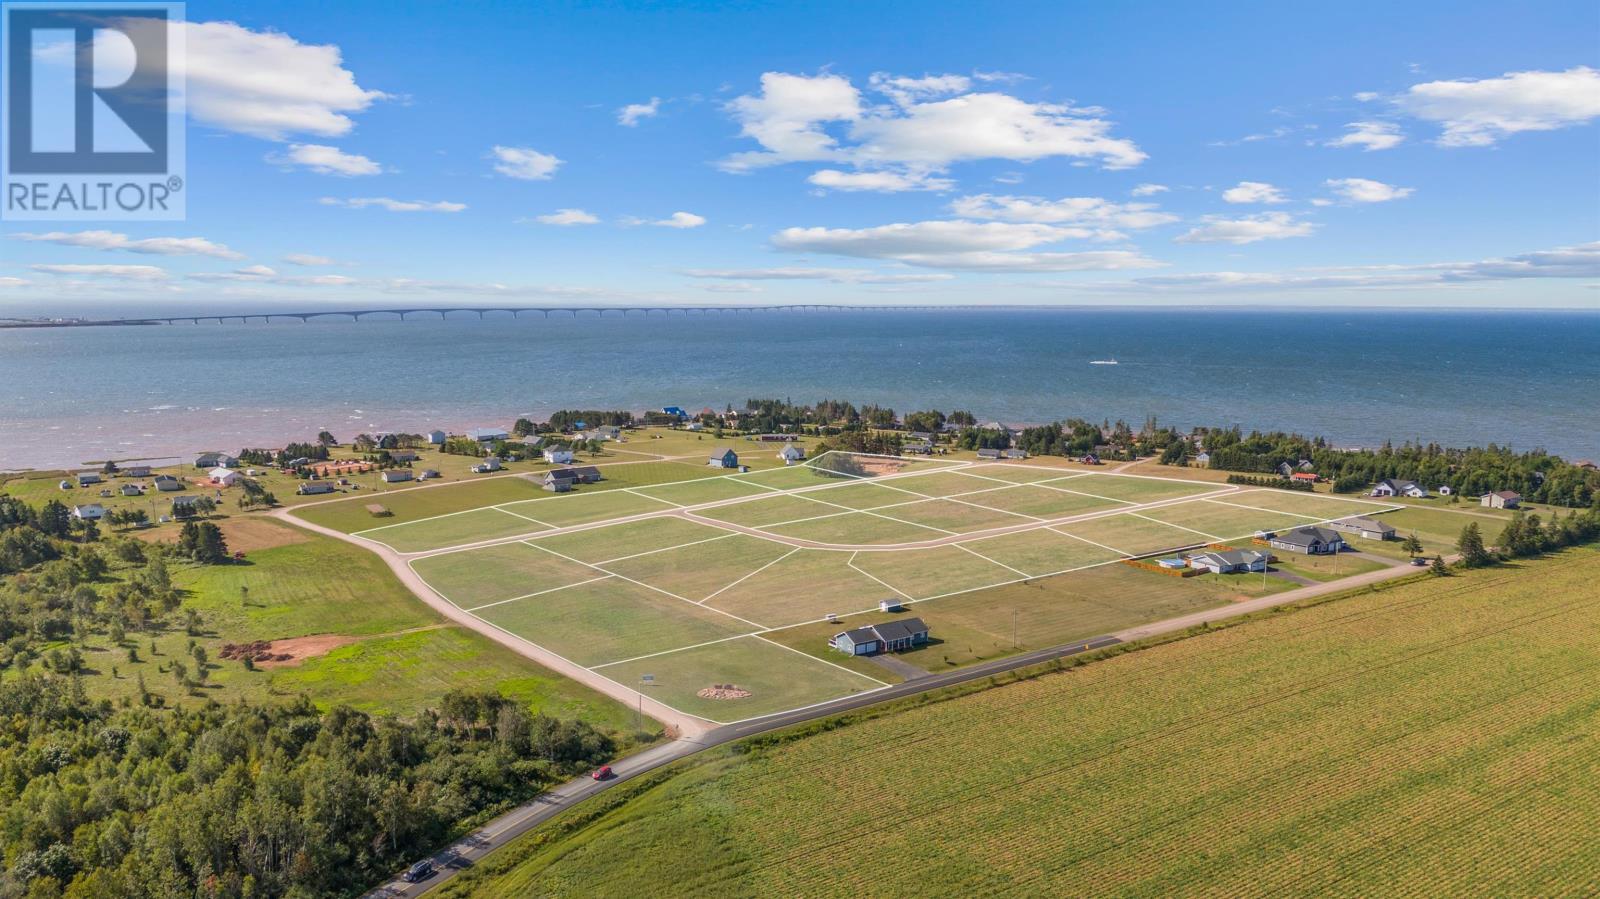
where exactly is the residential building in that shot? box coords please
[153,475,183,492]
[708,447,740,469]
[830,617,930,656]
[171,495,203,516]
[1371,478,1429,499]
[426,430,447,445]
[1193,452,1211,467]
[1290,472,1318,485]
[976,448,1002,460]
[1187,549,1269,574]
[778,445,806,465]
[381,469,413,483]
[543,447,574,464]
[389,450,420,463]
[122,466,151,478]
[120,484,143,497]
[466,428,508,444]
[1438,485,1454,496]
[542,475,573,493]
[547,466,602,484]
[1269,526,1346,555]
[76,473,101,487]
[71,504,105,521]
[1327,516,1397,540]
[209,467,240,487]
[1002,448,1029,460]
[661,406,688,420]
[1481,490,1522,510]
[418,469,440,480]
[195,453,237,469]
[471,457,502,473]
[297,481,336,495]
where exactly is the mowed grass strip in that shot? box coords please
[961,528,1126,577]
[694,493,844,528]
[528,517,730,564]
[597,635,883,722]
[791,480,920,510]
[450,549,1600,898]
[872,498,1034,534]
[1054,513,1206,556]
[294,476,547,533]
[963,463,1087,484]
[411,542,599,608]
[363,508,548,553]
[499,489,676,528]
[850,545,1019,598]
[475,579,749,668]
[631,476,776,507]
[1058,474,1223,503]
[1139,500,1315,541]
[763,510,950,546]
[957,484,1125,520]
[599,535,794,602]
[1209,488,1396,521]
[732,464,864,491]
[705,549,894,627]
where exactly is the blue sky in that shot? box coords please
[3,0,1598,311]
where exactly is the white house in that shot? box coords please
[209,468,240,487]
[778,445,805,465]
[426,430,447,445]
[381,469,414,483]
[543,447,574,464]
[471,457,502,474]
[1481,490,1522,510]
[71,504,106,521]
[1187,549,1268,574]
[1371,478,1428,499]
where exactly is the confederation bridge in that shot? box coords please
[13,304,978,328]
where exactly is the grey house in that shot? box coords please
[1269,526,1346,555]
[297,481,336,495]
[708,447,740,469]
[1371,478,1428,499]
[1187,549,1269,574]
[830,617,930,656]
[1327,516,1397,540]
[381,469,413,483]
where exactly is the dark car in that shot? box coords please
[592,765,613,781]
[402,860,434,883]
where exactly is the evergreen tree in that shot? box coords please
[1456,522,1493,568]
[1401,532,1424,558]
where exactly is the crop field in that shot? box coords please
[291,453,1405,724]
[439,548,1600,898]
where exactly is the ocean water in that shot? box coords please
[1,308,1596,470]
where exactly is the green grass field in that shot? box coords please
[1209,488,1395,521]
[701,549,890,627]
[595,635,884,722]
[1054,513,1211,555]
[599,535,793,602]
[527,516,730,564]
[951,484,1125,519]
[441,548,1600,898]
[411,542,599,608]
[848,544,1022,597]
[872,497,1035,534]
[959,528,1127,576]
[631,476,776,507]
[1139,500,1318,540]
[762,510,949,545]
[362,507,549,552]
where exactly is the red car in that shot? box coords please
[591,766,613,781]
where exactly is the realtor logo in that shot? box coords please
[2,1,185,219]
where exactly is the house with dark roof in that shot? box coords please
[75,473,102,487]
[388,450,420,463]
[976,448,1002,460]
[194,453,237,469]
[1481,490,1522,510]
[708,447,740,469]
[120,483,143,497]
[1187,548,1269,574]
[1371,478,1428,499]
[1327,516,1397,540]
[1002,448,1028,460]
[122,465,152,478]
[153,475,183,492]
[830,617,930,656]
[1269,526,1346,555]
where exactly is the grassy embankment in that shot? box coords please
[437,545,1600,898]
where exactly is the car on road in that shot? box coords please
[402,860,434,883]
[592,765,613,781]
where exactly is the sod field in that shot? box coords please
[436,547,1600,899]
[289,452,1407,725]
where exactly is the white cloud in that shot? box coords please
[949,194,1179,231]
[189,265,279,282]
[490,145,563,180]
[1326,121,1405,151]
[682,267,954,284]
[267,143,383,176]
[0,277,30,287]
[770,220,1163,271]
[720,71,1145,175]
[1324,178,1414,203]
[1396,66,1600,146]
[11,230,242,259]
[283,254,337,266]
[653,212,706,229]
[807,169,953,192]
[30,263,169,281]
[1353,91,1381,102]
[178,21,387,140]
[1175,212,1316,245]
[1220,181,1287,204]
[701,283,764,293]
[319,197,466,212]
[1130,183,1168,196]
[531,208,601,226]
[618,97,661,126]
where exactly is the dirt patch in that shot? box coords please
[139,516,310,552]
[855,458,919,477]
[696,684,753,700]
[221,633,357,667]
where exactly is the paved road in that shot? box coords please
[365,550,1437,898]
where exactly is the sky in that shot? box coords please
[2,0,1598,313]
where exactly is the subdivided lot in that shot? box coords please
[881,469,1020,497]
[762,511,951,546]
[787,480,924,510]
[528,517,729,564]
[1057,473,1226,504]
[475,579,750,667]
[599,535,793,603]
[595,635,885,722]
[1138,500,1316,541]
[630,476,776,507]
[701,549,894,628]
[962,463,1087,484]
[848,545,1024,598]
[361,508,548,553]
[1352,505,1508,559]
[692,493,842,528]
[1054,513,1212,556]
[1209,488,1396,521]
[412,542,601,608]
[447,549,1600,898]
[959,528,1127,577]
[869,498,1034,534]
[297,477,547,533]
[498,490,677,528]
[953,484,1125,519]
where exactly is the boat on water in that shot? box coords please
[1089,358,1119,365]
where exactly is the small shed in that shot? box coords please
[366,504,391,517]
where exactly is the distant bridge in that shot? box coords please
[2,304,984,328]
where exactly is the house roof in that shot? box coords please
[1488,490,1522,500]
[1195,549,1266,567]
[1273,526,1341,548]
[1339,516,1395,533]
[873,617,929,642]
[836,627,879,645]
[709,447,737,458]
